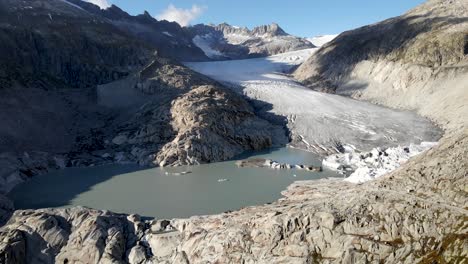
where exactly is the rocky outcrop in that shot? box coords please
[0,130,466,263]
[154,85,283,166]
[99,57,287,167]
[250,23,288,37]
[294,0,468,133]
[189,23,315,59]
[102,84,285,167]
[135,57,216,94]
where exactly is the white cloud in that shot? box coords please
[156,4,205,27]
[83,0,111,9]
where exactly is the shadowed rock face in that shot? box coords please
[295,0,468,132]
[0,130,466,263]
[65,0,209,61]
[0,0,157,88]
[0,0,211,88]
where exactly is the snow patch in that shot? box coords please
[162,31,173,37]
[307,34,338,47]
[58,0,85,11]
[192,35,224,58]
[82,0,111,10]
[224,33,252,45]
[323,142,438,183]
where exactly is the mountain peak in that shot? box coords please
[251,23,287,36]
[142,10,152,17]
[209,22,287,37]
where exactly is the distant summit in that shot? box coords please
[189,23,314,59]
[199,23,288,38]
[251,23,287,37]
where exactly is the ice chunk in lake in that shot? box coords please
[323,142,438,183]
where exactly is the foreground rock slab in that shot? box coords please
[1,130,466,263]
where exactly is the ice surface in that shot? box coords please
[186,49,441,155]
[307,34,338,47]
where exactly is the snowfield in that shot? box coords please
[186,49,441,182]
[192,35,224,59]
[307,34,338,47]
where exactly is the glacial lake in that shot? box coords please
[9,147,338,219]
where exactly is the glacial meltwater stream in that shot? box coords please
[9,148,338,219]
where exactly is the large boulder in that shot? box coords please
[155,85,282,166]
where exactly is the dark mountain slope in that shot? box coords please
[65,0,208,61]
[0,0,154,88]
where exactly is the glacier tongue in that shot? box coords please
[186,49,441,156]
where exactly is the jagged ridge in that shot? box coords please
[190,22,314,59]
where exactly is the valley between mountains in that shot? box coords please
[0,0,467,263]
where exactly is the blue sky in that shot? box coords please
[108,0,426,37]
